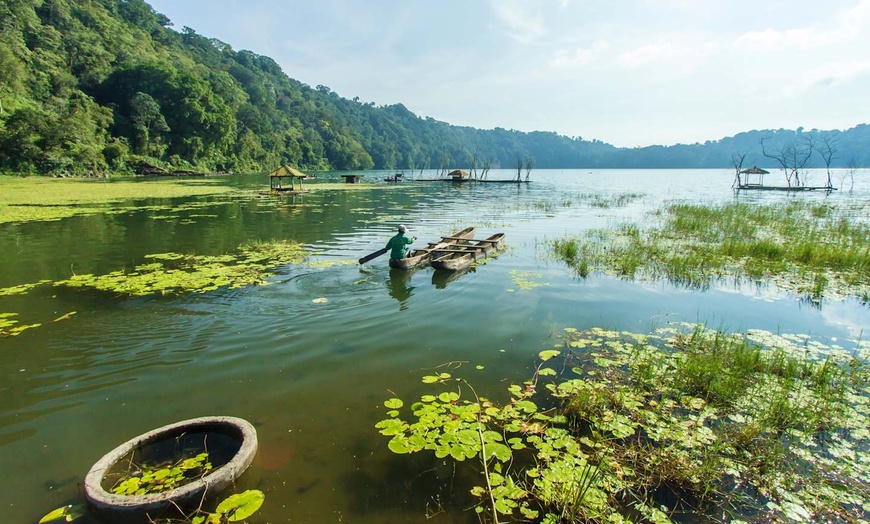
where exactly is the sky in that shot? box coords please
[145,0,870,148]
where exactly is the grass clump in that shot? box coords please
[377,324,870,523]
[553,200,870,302]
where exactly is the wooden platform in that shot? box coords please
[736,185,836,192]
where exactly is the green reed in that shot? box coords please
[554,200,870,302]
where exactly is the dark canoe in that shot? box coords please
[430,233,506,272]
[388,227,476,269]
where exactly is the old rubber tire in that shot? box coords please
[84,416,257,523]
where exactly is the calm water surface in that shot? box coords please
[1,169,868,523]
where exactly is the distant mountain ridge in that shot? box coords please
[0,0,866,175]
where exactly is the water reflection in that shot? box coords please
[431,267,475,289]
[387,268,413,307]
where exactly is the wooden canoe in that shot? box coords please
[430,233,505,271]
[388,227,475,269]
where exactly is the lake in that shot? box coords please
[1,168,868,523]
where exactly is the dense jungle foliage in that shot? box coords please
[1,0,868,175]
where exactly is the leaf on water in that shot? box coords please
[312,297,328,304]
[214,489,265,522]
[39,504,84,523]
[384,398,403,409]
[538,350,560,361]
[39,506,70,523]
[388,436,412,454]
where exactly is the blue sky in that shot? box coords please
[146,0,870,147]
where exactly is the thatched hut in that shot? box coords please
[738,166,769,187]
[268,166,308,191]
[447,169,470,181]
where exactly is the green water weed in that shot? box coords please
[377,324,870,523]
[553,201,870,302]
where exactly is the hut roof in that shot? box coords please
[448,169,470,178]
[739,166,769,175]
[268,165,308,178]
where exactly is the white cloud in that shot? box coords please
[550,40,610,68]
[489,1,547,44]
[733,0,870,50]
[802,60,870,89]
[617,39,718,68]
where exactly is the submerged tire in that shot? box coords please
[84,416,257,523]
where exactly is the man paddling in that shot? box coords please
[386,225,417,259]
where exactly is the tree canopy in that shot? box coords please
[0,0,867,175]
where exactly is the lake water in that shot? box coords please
[1,169,868,523]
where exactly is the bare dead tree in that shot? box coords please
[839,157,859,193]
[515,156,523,182]
[816,133,839,189]
[524,157,534,181]
[761,136,814,187]
[469,150,478,180]
[730,153,747,187]
[481,158,492,180]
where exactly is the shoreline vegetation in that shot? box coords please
[0,175,399,224]
[553,200,870,304]
[377,324,870,523]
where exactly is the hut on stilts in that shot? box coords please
[268,165,309,193]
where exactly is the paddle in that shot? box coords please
[358,247,388,264]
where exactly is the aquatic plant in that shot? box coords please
[508,270,549,291]
[553,201,870,302]
[54,240,305,297]
[0,177,248,224]
[377,324,870,523]
[39,490,264,524]
[0,312,41,337]
[38,504,84,523]
[111,452,212,496]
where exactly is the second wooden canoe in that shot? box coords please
[430,233,505,271]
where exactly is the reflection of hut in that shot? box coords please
[447,169,470,181]
[269,165,308,192]
[738,166,769,187]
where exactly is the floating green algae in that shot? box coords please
[0,313,41,337]
[507,270,549,292]
[377,323,870,523]
[54,240,306,297]
[0,280,52,296]
[0,176,246,224]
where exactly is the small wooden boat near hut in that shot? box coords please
[430,233,505,271]
[388,227,476,270]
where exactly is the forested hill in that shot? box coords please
[1,0,868,175]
